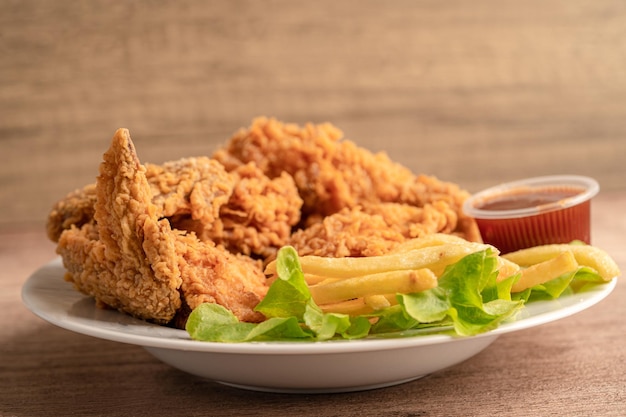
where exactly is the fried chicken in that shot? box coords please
[47,183,97,242]
[49,117,484,327]
[57,130,183,323]
[287,201,458,257]
[287,207,405,258]
[47,157,235,243]
[145,156,235,226]
[212,117,481,243]
[57,128,267,325]
[208,163,303,258]
[48,147,302,260]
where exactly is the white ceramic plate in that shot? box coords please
[22,258,616,393]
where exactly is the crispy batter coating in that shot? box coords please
[48,151,302,259]
[213,117,481,242]
[146,157,236,226]
[288,201,458,258]
[57,129,267,325]
[47,183,97,242]
[48,157,236,242]
[58,129,183,323]
[205,163,303,258]
[287,207,405,258]
[49,118,484,327]
[174,232,266,322]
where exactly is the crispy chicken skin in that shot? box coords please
[212,117,481,243]
[57,129,267,325]
[48,148,303,260]
[46,157,235,243]
[58,130,183,323]
[288,201,458,258]
[47,183,97,243]
[208,163,303,258]
[146,157,236,226]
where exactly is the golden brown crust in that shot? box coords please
[213,117,481,242]
[206,163,302,258]
[288,208,405,258]
[49,118,482,327]
[56,128,269,325]
[46,183,97,242]
[145,157,235,225]
[288,201,460,258]
[47,153,302,258]
[58,129,183,323]
[174,232,267,323]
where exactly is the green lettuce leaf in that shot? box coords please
[371,250,523,337]
[186,246,610,343]
[254,246,310,319]
[186,303,314,342]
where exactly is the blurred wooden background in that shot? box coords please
[1,0,625,232]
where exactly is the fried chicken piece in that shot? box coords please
[212,117,406,217]
[209,163,302,258]
[146,157,236,226]
[48,151,302,260]
[212,117,481,242]
[57,128,267,325]
[361,200,458,238]
[174,232,266,323]
[47,157,236,243]
[288,201,458,258]
[287,207,405,258]
[399,174,481,242]
[58,130,183,323]
[47,183,97,242]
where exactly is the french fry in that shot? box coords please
[503,244,620,281]
[318,298,374,316]
[266,242,494,279]
[511,250,578,293]
[388,233,476,253]
[309,268,437,305]
[305,276,341,286]
[496,256,521,282]
[303,274,331,285]
[319,295,399,316]
[363,294,394,310]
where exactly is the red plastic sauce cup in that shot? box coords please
[462,175,599,254]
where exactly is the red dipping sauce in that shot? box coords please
[462,176,599,254]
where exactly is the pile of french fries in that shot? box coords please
[264,234,620,316]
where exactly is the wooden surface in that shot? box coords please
[2,2,626,415]
[1,192,624,416]
[1,0,626,232]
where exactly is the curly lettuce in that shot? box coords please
[186,246,606,343]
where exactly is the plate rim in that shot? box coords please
[22,257,617,355]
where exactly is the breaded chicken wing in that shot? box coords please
[58,130,183,323]
[47,157,235,243]
[57,129,267,325]
[48,146,302,260]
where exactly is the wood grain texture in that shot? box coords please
[1,0,626,231]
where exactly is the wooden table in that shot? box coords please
[1,192,624,416]
[2,1,626,414]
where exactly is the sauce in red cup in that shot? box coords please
[462,175,599,254]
